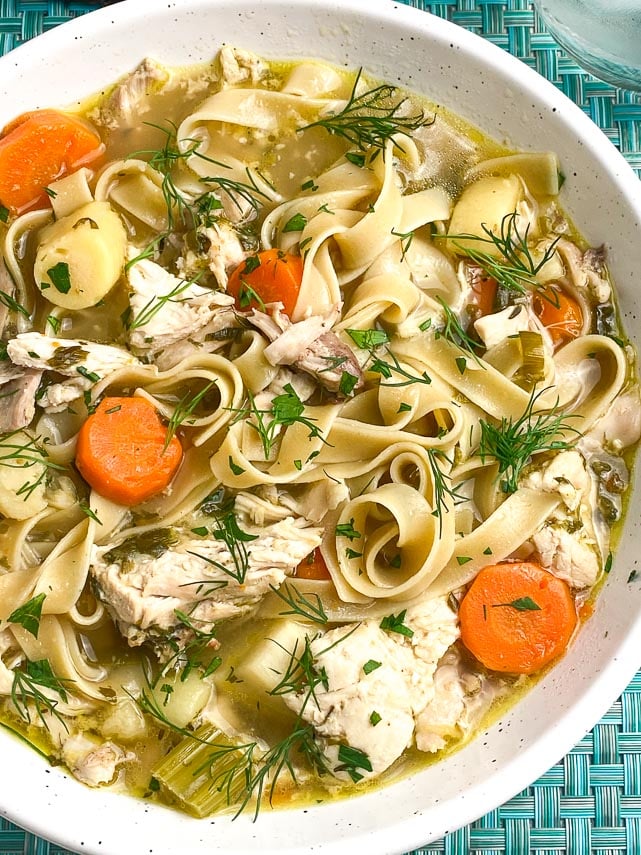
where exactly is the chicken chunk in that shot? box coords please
[521,449,592,513]
[556,238,611,303]
[283,622,422,779]
[474,305,530,350]
[219,46,267,87]
[532,523,600,588]
[91,517,322,653]
[523,450,602,587]
[7,333,140,412]
[248,307,364,396]
[176,221,248,290]
[283,597,459,781]
[97,58,170,130]
[60,733,133,788]
[585,388,641,452]
[0,368,43,432]
[415,650,494,753]
[203,223,247,288]
[127,255,236,354]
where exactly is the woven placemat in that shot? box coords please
[0,2,639,854]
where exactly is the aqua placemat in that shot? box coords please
[0,2,639,854]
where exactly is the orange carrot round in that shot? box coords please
[459,561,577,675]
[75,397,183,507]
[295,548,332,581]
[0,109,104,214]
[533,286,583,348]
[227,249,303,317]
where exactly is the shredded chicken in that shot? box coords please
[415,650,495,753]
[127,254,236,355]
[532,523,600,588]
[248,306,364,395]
[556,238,611,303]
[0,368,43,432]
[474,305,530,350]
[219,46,267,87]
[524,450,603,587]
[7,333,140,412]
[60,733,133,788]
[91,517,322,655]
[97,58,170,130]
[176,221,248,289]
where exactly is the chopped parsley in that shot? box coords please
[46,262,72,294]
[380,609,414,638]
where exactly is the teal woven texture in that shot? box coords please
[0,2,639,854]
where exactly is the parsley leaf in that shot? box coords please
[492,596,541,612]
[335,743,372,782]
[46,262,72,294]
[380,609,414,638]
[8,593,46,638]
[283,212,308,233]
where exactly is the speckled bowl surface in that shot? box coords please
[1,1,641,853]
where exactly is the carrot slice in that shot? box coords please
[295,547,332,581]
[459,561,577,675]
[227,249,304,317]
[469,271,498,318]
[75,396,183,507]
[533,286,583,348]
[0,109,104,214]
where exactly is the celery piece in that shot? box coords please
[152,725,252,818]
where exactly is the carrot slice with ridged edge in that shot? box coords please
[75,397,183,507]
[459,561,577,675]
[0,109,104,214]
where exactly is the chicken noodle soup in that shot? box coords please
[0,46,638,815]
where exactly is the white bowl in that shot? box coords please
[2,1,641,853]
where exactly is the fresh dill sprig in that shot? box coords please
[426,448,466,535]
[186,504,258,585]
[478,387,581,494]
[127,122,268,264]
[136,669,328,820]
[0,430,65,499]
[268,626,358,710]
[369,347,433,387]
[301,68,431,152]
[161,610,222,679]
[345,327,432,387]
[391,228,415,262]
[138,627,363,819]
[162,380,217,449]
[234,384,327,461]
[128,121,197,230]
[268,635,328,707]
[199,168,271,217]
[126,274,201,331]
[11,659,71,732]
[434,296,484,365]
[0,289,29,319]
[269,582,328,625]
[447,212,562,299]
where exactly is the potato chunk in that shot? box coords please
[34,200,126,310]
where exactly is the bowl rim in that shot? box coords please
[1,1,641,853]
